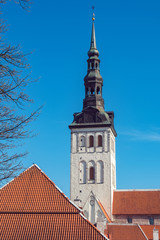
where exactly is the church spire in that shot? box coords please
[69,11,116,137]
[88,14,99,58]
[90,19,96,49]
[83,15,104,111]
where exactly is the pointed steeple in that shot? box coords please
[88,19,99,58]
[83,16,104,111]
[90,21,96,49]
[69,13,116,138]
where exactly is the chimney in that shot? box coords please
[153,228,159,240]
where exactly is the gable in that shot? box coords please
[1,165,79,213]
[1,165,108,240]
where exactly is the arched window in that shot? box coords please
[97,87,100,95]
[89,167,95,180]
[97,160,104,183]
[79,161,86,184]
[88,161,95,183]
[95,62,98,69]
[91,62,94,69]
[80,136,85,147]
[89,135,94,147]
[98,135,102,147]
[91,88,95,95]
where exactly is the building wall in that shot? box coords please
[114,215,160,225]
[70,127,116,219]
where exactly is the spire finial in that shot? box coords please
[89,6,98,52]
[92,6,95,21]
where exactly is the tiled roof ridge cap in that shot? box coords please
[138,224,149,240]
[114,189,160,192]
[79,212,109,240]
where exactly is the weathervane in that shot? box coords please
[92,6,95,21]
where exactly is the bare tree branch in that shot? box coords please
[0,0,40,186]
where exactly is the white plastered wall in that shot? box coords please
[70,127,116,219]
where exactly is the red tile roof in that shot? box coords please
[1,165,108,240]
[1,213,108,240]
[104,224,148,240]
[141,225,160,240]
[113,190,160,215]
[1,165,78,213]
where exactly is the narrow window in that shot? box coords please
[127,217,132,224]
[149,217,154,225]
[95,62,98,69]
[89,135,94,147]
[97,87,100,95]
[90,167,95,180]
[91,88,95,95]
[91,62,94,69]
[98,135,102,147]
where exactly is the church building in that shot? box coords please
[1,13,160,240]
[69,15,160,235]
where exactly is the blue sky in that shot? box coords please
[2,0,160,196]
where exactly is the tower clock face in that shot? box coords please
[90,199,94,206]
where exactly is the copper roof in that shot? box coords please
[1,165,108,240]
[104,224,147,240]
[113,190,160,215]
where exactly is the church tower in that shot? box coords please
[69,16,117,225]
